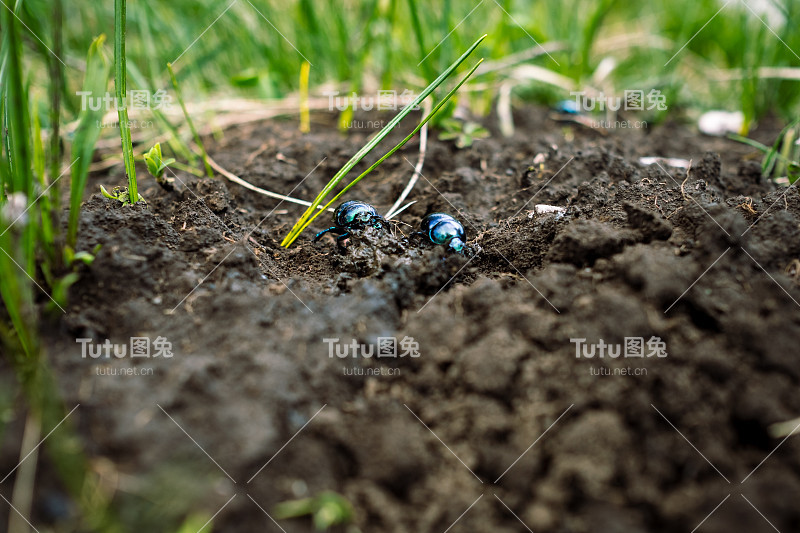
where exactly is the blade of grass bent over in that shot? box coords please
[282,58,483,248]
[281,34,486,247]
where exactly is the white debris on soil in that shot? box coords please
[698,110,745,136]
[639,157,692,169]
[529,204,567,219]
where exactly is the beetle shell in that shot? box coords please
[421,213,466,252]
[334,200,380,227]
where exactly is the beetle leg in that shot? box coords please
[314,226,342,243]
[335,232,351,247]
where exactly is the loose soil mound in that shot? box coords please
[4,108,800,532]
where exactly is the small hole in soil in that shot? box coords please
[686,305,720,332]
[731,417,772,450]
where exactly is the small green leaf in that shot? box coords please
[273,491,355,531]
[312,492,353,530]
[72,251,96,266]
[144,143,164,178]
[100,185,143,205]
[100,184,120,200]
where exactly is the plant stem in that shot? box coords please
[115,0,138,203]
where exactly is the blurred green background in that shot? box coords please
[15,0,800,126]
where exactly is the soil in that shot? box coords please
[3,106,800,533]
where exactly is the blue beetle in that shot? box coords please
[314,200,385,246]
[554,99,581,114]
[419,213,466,253]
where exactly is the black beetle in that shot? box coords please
[419,213,466,253]
[314,200,385,245]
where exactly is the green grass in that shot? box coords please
[115,0,140,204]
[9,0,795,122]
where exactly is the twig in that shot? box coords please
[385,98,432,219]
[681,159,693,201]
[205,153,333,212]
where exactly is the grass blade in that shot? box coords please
[68,36,111,248]
[49,0,65,213]
[115,0,139,203]
[281,34,486,247]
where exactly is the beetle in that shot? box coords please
[314,200,386,246]
[419,212,466,253]
[554,99,581,115]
